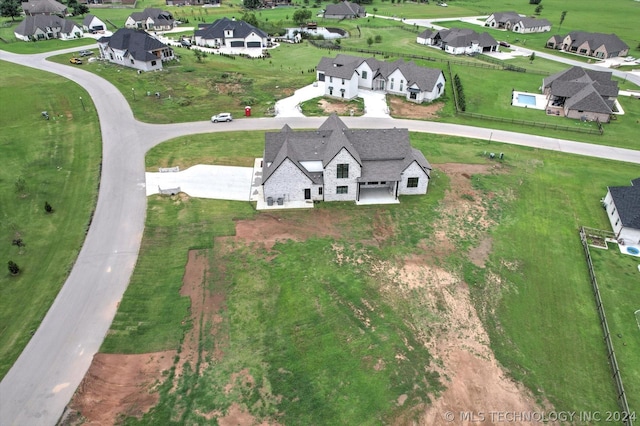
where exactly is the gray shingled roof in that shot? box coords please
[324,1,365,17]
[101,28,171,62]
[15,15,78,37]
[490,11,521,23]
[434,28,497,48]
[22,0,67,15]
[263,114,431,185]
[418,29,434,39]
[318,54,443,92]
[516,17,550,29]
[565,31,629,54]
[129,8,174,26]
[543,66,618,114]
[195,17,268,40]
[608,178,640,230]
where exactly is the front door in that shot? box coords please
[304,188,311,200]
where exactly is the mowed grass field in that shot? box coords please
[97,130,639,423]
[590,246,640,416]
[0,61,101,379]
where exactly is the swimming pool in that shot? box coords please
[517,94,537,106]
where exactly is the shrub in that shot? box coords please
[8,261,20,275]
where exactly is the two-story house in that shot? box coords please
[194,17,268,50]
[262,114,431,205]
[98,28,175,72]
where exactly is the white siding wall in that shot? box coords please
[263,159,313,202]
[398,161,429,195]
[245,32,267,47]
[124,17,137,29]
[323,148,361,201]
[356,62,374,89]
[604,191,640,244]
[325,73,359,99]
[386,68,407,96]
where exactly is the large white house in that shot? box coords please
[262,114,432,204]
[194,17,269,50]
[316,54,445,103]
[98,29,175,72]
[485,12,551,34]
[603,178,640,246]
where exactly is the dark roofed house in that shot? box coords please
[542,66,619,122]
[98,28,175,72]
[547,31,629,59]
[316,54,446,104]
[422,28,498,55]
[194,17,268,50]
[14,15,82,41]
[21,0,67,16]
[323,1,366,19]
[603,178,640,246]
[262,114,431,205]
[485,11,550,33]
[125,8,176,31]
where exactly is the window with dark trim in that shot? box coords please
[362,70,368,79]
[319,187,323,195]
[337,186,348,194]
[407,177,419,188]
[337,163,349,179]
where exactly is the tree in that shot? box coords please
[243,0,261,9]
[242,12,259,27]
[8,261,20,275]
[292,9,312,26]
[44,201,54,213]
[372,7,377,14]
[366,37,373,47]
[535,4,543,14]
[559,11,567,31]
[374,34,382,43]
[529,52,536,63]
[0,0,21,21]
[193,49,204,63]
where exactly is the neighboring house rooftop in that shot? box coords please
[195,17,268,40]
[21,0,67,15]
[565,31,629,54]
[263,114,431,184]
[543,66,619,114]
[490,11,521,23]
[324,1,366,17]
[516,17,551,29]
[435,28,497,48]
[129,8,175,26]
[608,178,640,230]
[15,15,78,37]
[100,28,171,62]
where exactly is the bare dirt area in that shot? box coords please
[317,99,363,115]
[63,352,175,425]
[65,163,548,425]
[389,96,445,120]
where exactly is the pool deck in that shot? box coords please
[511,91,547,110]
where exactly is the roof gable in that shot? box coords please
[195,17,268,40]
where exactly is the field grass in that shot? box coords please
[590,245,640,416]
[103,130,640,423]
[0,61,101,379]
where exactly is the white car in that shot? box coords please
[211,113,233,123]
[624,56,635,62]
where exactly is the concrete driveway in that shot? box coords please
[146,165,253,200]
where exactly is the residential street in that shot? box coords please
[0,40,639,425]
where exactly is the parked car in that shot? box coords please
[69,57,83,65]
[78,50,93,57]
[624,56,636,62]
[180,38,192,48]
[499,41,511,47]
[211,113,233,123]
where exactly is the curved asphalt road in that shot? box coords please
[1,45,639,426]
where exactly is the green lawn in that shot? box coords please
[590,245,640,416]
[103,130,640,423]
[0,61,101,379]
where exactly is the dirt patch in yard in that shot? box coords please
[317,99,363,115]
[63,352,175,425]
[389,96,445,120]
